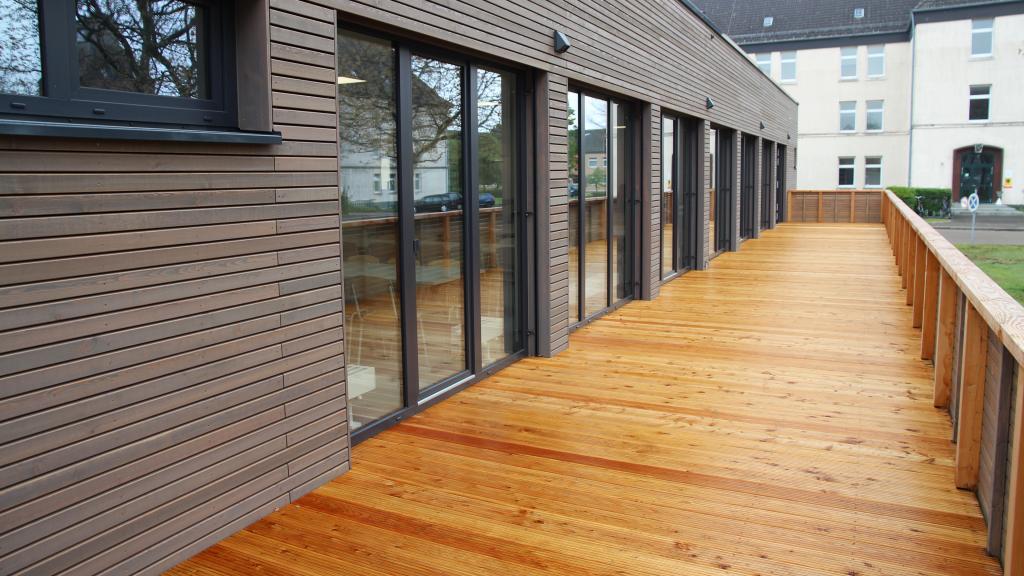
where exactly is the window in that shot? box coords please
[780,51,796,82]
[839,101,856,132]
[866,100,884,131]
[763,16,774,27]
[588,157,598,168]
[867,45,885,77]
[756,53,771,76]
[854,7,865,18]
[838,157,855,187]
[0,0,237,128]
[840,47,858,79]
[414,172,422,192]
[969,85,990,121]
[972,19,993,57]
[864,156,882,188]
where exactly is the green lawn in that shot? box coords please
[955,244,1024,304]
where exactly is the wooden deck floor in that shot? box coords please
[168,224,1001,576]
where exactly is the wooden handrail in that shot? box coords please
[883,190,1024,364]
[882,189,1024,571]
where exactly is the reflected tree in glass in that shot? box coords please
[567,91,580,324]
[337,29,404,430]
[477,67,518,366]
[0,0,43,95]
[583,95,608,317]
[76,0,209,98]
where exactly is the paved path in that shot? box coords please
[936,228,1024,246]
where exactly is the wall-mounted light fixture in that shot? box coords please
[787,133,791,140]
[759,121,765,130]
[554,31,571,54]
[706,97,715,110]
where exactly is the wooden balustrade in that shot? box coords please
[788,189,884,223]
[883,189,1024,567]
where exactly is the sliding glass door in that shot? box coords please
[338,28,524,436]
[661,113,700,278]
[567,89,635,327]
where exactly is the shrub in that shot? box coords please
[889,186,951,217]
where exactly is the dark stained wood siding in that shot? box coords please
[649,105,662,299]
[0,1,349,574]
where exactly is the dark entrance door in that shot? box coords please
[714,128,736,253]
[760,141,774,230]
[740,134,756,239]
[954,145,1003,203]
[960,151,996,203]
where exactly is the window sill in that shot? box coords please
[839,77,859,82]
[0,118,282,145]
[969,55,994,61]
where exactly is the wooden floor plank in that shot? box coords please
[167,224,1000,576]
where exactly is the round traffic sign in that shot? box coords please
[968,192,980,213]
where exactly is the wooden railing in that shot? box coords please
[883,190,1024,568]
[788,189,883,223]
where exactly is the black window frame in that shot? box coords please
[0,0,238,129]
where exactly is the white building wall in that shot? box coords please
[910,13,1024,204]
[753,42,912,190]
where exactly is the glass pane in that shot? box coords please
[337,29,402,430]
[77,0,209,98]
[866,166,881,187]
[583,95,608,317]
[841,58,856,78]
[477,67,519,366]
[567,91,580,325]
[969,98,989,121]
[661,117,675,277]
[867,111,882,131]
[0,0,43,95]
[411,55,466,390]
[611,101,629,302]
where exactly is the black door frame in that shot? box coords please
[740,133,757,240]
[776,145,787,223]
[345,25,532,444]
[760,141,774,230]
[713,127,736,254]
[568,87,640,331]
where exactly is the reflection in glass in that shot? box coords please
[567,91,580,325]
[583,95,608,317]
[709,128,717,251]
[477,68,519,366]
[611,101,629,301]
[0,0,43,95]
[661,117,675,277]
[412,55,466,390]
[76,0,209,98]
[337,29,403,430]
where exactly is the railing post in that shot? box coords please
[905,218,913,289]
[906,229,917,306]
[912,237,926,326]
[954,302,989,489]
[921,251,940,361]
[934,269,957,408]
[850,191,856,223]
[1004,366,1024,575]
[817,191,823,223]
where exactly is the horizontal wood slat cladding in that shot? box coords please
[0,2,348,575]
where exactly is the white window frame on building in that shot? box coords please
[971,18,993,58]
[839,101,857,132]
[756,53,771,76]
[969,84,991,121]
[838,157,856,188]
[780,51,797,82]
[866,100,884,131]
[840,46,858,79]
[867,45,885,77]
[864,156,882,188]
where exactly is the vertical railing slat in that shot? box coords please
[935,269,958,408]
[913,236,926,327]
[921,250,940,361]
[955,302,989,489]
